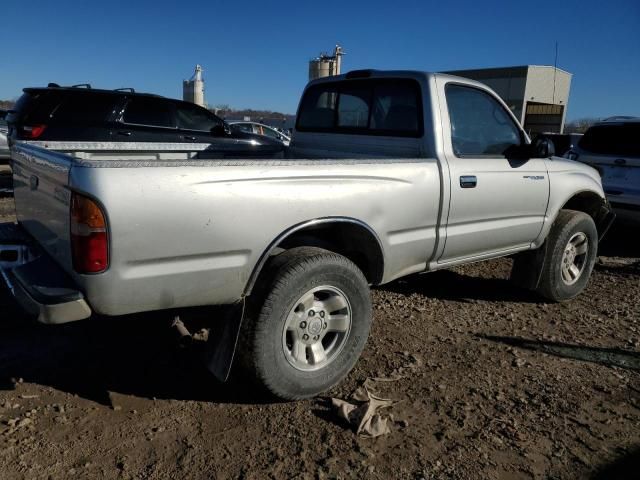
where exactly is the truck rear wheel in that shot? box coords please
[536,210,598,302]
[239,248,372,400]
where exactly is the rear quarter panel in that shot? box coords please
[70,159,441,316]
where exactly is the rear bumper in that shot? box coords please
[0,224,92,324]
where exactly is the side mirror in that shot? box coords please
[210,124,227,137]
[532,136,555,158]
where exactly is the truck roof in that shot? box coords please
[307,69,494,92]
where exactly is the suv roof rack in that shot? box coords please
[28,84,163,98]
[601,115,639,122]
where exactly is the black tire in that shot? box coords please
[238,247,372,400]
[537,209,598,302]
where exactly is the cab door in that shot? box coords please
[436,81,550,264]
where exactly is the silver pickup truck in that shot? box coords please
[1,70,614,400]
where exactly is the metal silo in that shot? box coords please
[308,45,344,81]
[183,65,205,107]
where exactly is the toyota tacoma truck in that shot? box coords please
[1,70,614,400]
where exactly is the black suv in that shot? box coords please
[7,84,284,157]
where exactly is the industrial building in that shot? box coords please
[309,45,344,81]
[183,65,205,107]
[444,65,572,134]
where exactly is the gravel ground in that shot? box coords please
[0,189,639,480]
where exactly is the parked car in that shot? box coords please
[228,121,291,146]
[1,70,613,400]
[6,84,284,158]
[565,118,639,222]
[0,110,9,162]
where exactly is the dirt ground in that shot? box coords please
[0,184,639,479]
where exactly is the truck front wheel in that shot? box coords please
[239,248,372,400]
[537,210,598,302]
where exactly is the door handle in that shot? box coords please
[117,131,132,136]
[460,175,477,188]
[614,158,626,165]
[183,135,196,141]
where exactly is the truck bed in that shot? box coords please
[10,141,441,317]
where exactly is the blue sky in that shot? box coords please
[1,0,638,120]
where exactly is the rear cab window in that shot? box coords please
[296,78,423,137]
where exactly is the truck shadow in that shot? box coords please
[479,334,640,372]
[382,217,639,303]
[598,220,640,259]
[0,299,268,406]
[0,166,12,197]
[591,445,640,480]
[379,268,543,304]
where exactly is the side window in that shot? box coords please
[259,126,281,139]
[445,84,521,156]
[234,123,254,133]
[122,98,174,127]
[54,94,115,124]
[176,104,222,131]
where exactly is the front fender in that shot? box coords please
[533,165,606,247]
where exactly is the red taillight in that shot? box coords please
[70,193,109,273]
[22,124,47,139]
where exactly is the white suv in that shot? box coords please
[565,118,640,222]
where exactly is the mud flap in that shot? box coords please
[509,243,548,291]
[595,201,616,240]
[201,301,245,382]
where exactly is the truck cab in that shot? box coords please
[290,70,605,266]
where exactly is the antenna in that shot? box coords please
[552,41,558,104]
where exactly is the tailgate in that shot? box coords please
[11,142,74,272]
